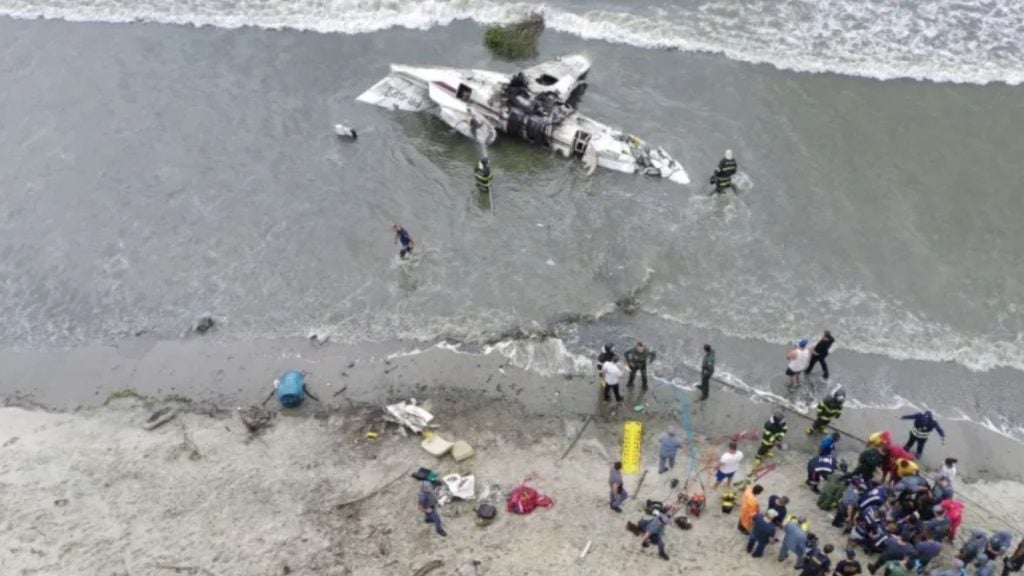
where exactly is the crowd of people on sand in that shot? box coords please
[597,333,1024,576]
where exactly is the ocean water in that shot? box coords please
[1,0,1023,437]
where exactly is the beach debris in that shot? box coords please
[450,440,475,463]
[193,316,215,335]
[442,474,476,500]
[384,399,434,433]
[3,436,19,447]
[334,123,358,140]
[475,502,497,526]
[54,498,69,507]
[421,433,454,457]
[578,540,593,562]
[506,484,553,515]
[143,406,180,431]
[559,414,592,461]
[411,560,443,576]
[366,425,379,439]
[308,331,330,346]
[178,430,202,461]
[239,406,276,435]
[335,468,410,509]
[332,385,349,398]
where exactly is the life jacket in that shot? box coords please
[474,162,493,193]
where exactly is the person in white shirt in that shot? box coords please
[602,359,624,403]
[714,441,744,488]
[935,457,957,488]
[785,339,811,386]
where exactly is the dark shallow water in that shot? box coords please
[1,17,1023,437]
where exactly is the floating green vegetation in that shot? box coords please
[484,13,545,60]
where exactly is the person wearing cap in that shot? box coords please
[747,508,779,558]
[935,458,958,488]
[710,149,738,194]
[658,427,682,473]
[806,330,836,379]
[987,532,1015,560]
[833,548,863,575]
[625,341,655,389]
[474,156,493,194]
[900,410,945,458]
[787,340,812,386]
[416,481,447,537]
[959,530,990,564]
[638,510,671,560]
[700,343,715,401]
[778,514,809,567]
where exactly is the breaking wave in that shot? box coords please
[1,0,1022,85]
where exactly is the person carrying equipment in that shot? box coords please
[755,412,788,465]
[625,341,655,389]
[808,388,846,435]
[709,149,738,194]
[474,156,494,194]
[900,410,945,458]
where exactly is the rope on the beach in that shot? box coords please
[665,377,705,493]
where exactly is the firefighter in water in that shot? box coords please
[709,149,738,194]
[475,156,494,194]
[807,388,846,435]
[754,411,788,466]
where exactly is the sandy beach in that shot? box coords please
[2,342,1022,575]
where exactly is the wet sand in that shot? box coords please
[2,341,1022,575]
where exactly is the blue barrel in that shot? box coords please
[276,370,305,408]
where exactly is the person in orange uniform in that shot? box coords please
[738,483,764,534]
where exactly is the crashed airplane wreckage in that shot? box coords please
[356,55,690,185]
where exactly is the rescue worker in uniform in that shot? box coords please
[901,410,945,458]
[474,156,494,194]
[625,341,655,390]
[807,388,846,435]
[755,411,788,465]
[710,149,738,194]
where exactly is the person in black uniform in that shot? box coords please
[805,331,835,379]
[710,149,738,194]
[474,156,494,194]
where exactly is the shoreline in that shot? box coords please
[3,336,1023,486]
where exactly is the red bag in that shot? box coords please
[506,484,554,515]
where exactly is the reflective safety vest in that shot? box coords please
[761,421,787,446]
[712,158,738,187]
[475,163,493,193]
[817,398,844,421]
